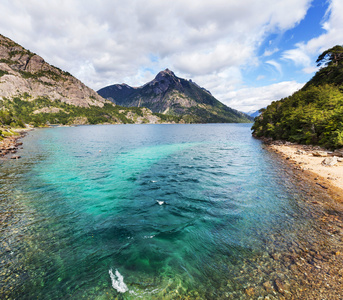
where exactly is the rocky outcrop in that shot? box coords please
[0,34,106,107]
[125,107,161,124]
[32,107,67,114]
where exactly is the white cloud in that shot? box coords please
[282,0,343,70]
[0,0,311,89]
[257,75,265,80]
[0,0,321,111]
[263,48,279,56]
[266,60,282,75]
[222,81,305,112]
[282,44,312,67]
[302,66,318,74]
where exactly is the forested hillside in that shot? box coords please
[252,45,343,149]
[0,34,178,133]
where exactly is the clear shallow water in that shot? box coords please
[0,124,338,299]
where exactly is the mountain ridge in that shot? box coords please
[0,34,172,127]
[98,69,252,123]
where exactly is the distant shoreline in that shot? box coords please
[264,140,343,203]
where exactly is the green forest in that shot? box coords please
[0,96,137,127]
[252,45,343,149]
[0,96,182,140]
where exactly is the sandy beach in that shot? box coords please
[266,141,343,203]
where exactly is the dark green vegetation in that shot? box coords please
[98,69,252,123]
[0,95,179,129]
[252,45,343,149]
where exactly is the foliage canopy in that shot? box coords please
[252,45,343,149]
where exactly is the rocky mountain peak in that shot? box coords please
[149,68,180,94]
[154,68,178,82]
[98,69,253,123]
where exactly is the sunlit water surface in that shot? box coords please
[0,124,337,299]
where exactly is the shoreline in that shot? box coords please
[0,127,33,159]
[264,140,343,203]
[263,140,343,299]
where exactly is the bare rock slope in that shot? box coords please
[0,34,106,107]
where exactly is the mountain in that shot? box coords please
[98,69,252,123]
[0,34,165,127]
[0,34,106,108]
[252,45,343,149]
[246,109,261,118]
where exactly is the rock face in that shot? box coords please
[0,34,106,107]
[98,69,252,123]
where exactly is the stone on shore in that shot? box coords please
[295,149,307,155]
[312,151,328,157]
[333,149,343,157]
[321,157,338,167]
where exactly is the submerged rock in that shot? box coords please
[10,155,21,160]
[274,279,285,294]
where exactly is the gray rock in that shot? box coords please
[333,149,343,157]
[321,157,338,166]
[312,151,328,157]
[295,149,307,155]
[0,34,106,108]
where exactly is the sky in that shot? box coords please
[0,0,342,113]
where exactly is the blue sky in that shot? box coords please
[249,0,329,88]
[0,0,342,112]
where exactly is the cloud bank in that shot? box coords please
[0,0,341,111]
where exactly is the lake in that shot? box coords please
[1,124,342,299]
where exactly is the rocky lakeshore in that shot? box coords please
[253,140,343,300]
[0,129,31,159]
[264,140,343,203]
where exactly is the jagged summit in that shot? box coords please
[98,69,252,123]
[156,68,175,77]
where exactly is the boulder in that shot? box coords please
[295,149,306,155]
[333,149,343,157]
[321,157,338,166]
[312,151,328,157]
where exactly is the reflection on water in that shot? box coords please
[1,124,343,299]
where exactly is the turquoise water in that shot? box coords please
[0,124,332,299]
